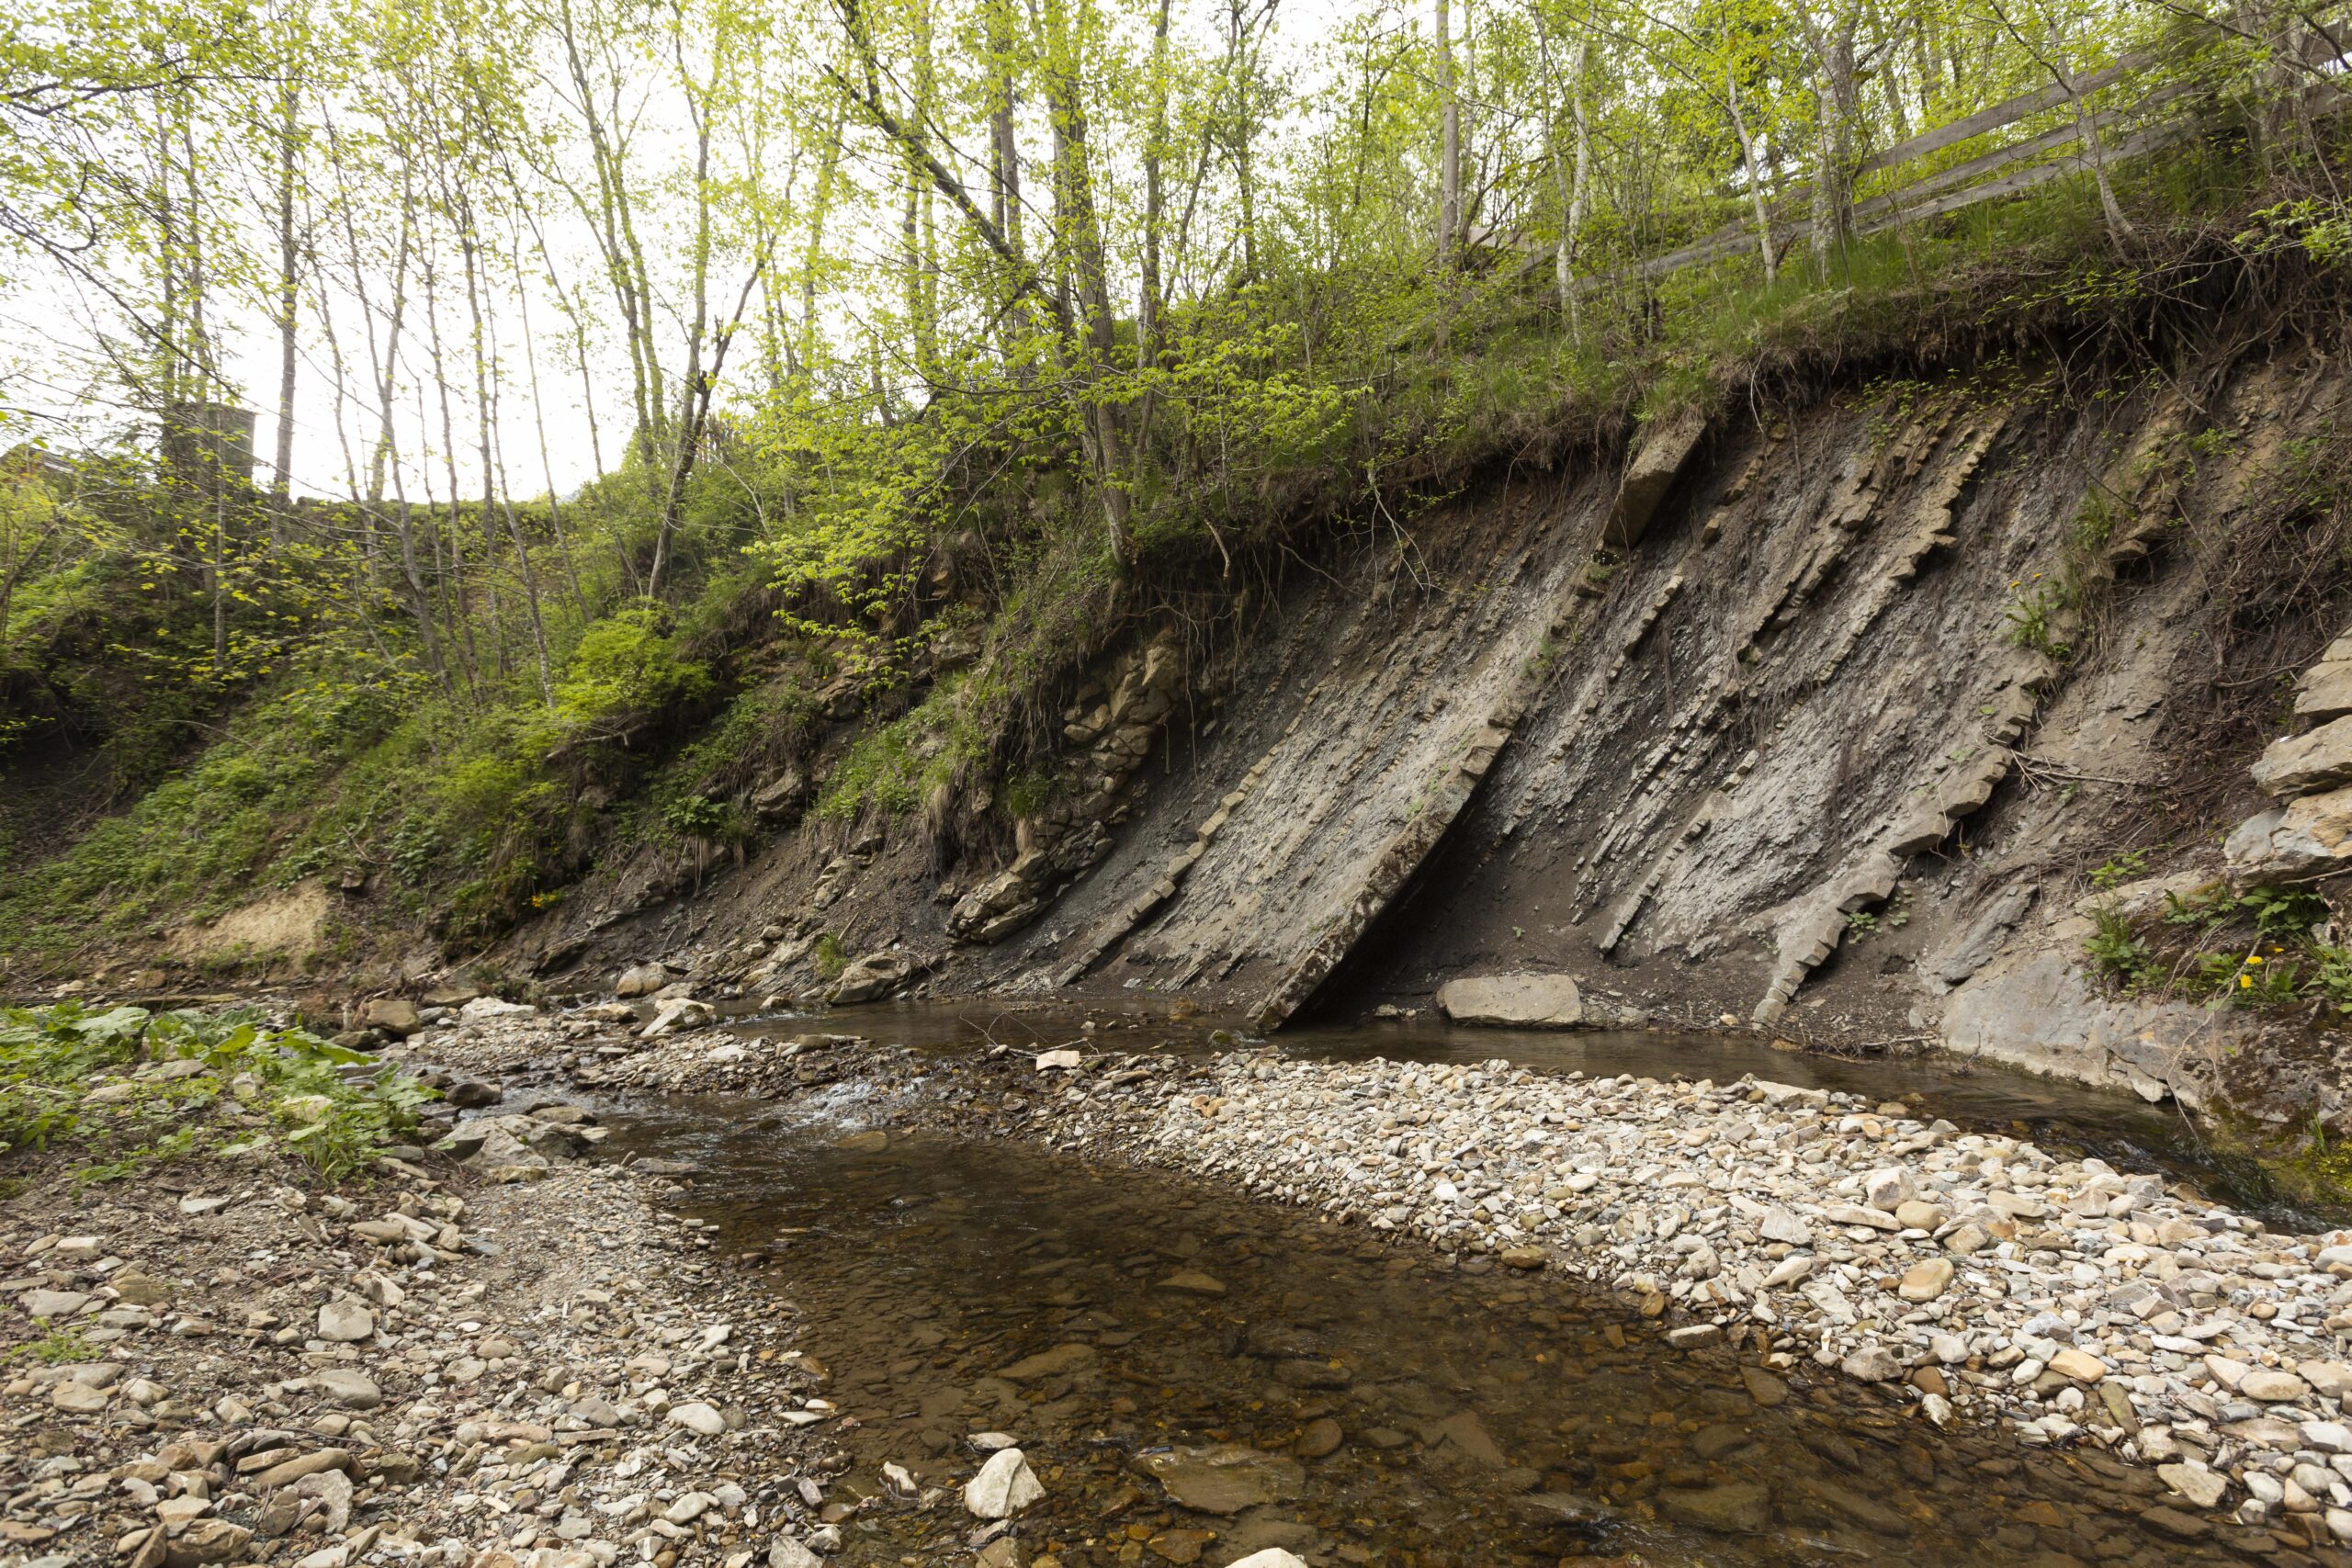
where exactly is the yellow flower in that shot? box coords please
[2249,954,2264,964]
[2241,974,2255,988]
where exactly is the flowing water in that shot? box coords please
[722,998,2292,1220]
[569,1014,2311,1567]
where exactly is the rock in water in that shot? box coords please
[1657,1482,1771,1534]
[1226,1553,1312,1568]
[1434,973,1583,1029]
[1134,1444,1306,1514]
[964,1448,1045,1518]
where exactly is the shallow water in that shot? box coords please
[590,1087,2293,1568]
[722,998,2301,1224]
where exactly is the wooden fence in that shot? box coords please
[1498,28,2348,299]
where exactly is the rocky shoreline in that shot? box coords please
[0,1021,858,1568]
[408,1000,2352,1555]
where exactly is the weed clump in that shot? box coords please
[0,1001,434,1181]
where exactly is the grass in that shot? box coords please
[2082,879,2352,1015]
[6,1327,96,1365]
[811,932,848,982]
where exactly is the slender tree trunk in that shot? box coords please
[1436,0,1459,265]
[648,85,715,602]
[987,0,1023,259]
[271,81,300,525]
[512,240,591,619]
[1136,0,1172,447]
[1727,73,1778,284]
[1536,25,1590,324]
[1037,0,1132,566]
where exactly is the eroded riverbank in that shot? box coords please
[402,1001,2352,1564]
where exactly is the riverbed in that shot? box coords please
[591,1088,2270,1566]
[390,995,2352,1564]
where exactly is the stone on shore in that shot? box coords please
[1434,973,1583,1029]
[668,1401,727,1435]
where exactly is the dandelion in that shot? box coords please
[2241,974,2255,988]
[2249,954,2265,964]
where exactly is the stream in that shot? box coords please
[727,998,2296,1223]
[546,1003,2312,1566]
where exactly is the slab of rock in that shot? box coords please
[2225,785,2352,882]
[1864,1167,1917,1212]
[1225,1553,1311,1568]
[50,1379,109,1413]
[1134,1444,1306,1515]
[829,951,926,1005]
[1435,973,1583,1029]
[310,1370,381,1410]
[317,1298,374,1342]
[2048,1347,2106,1382]
[1897,1259,1953,1303]
[2252,715,2352,797]
[458,997,535,1021]
[2158,1462,2229,1508]
[2300,655,2352,723]
[615,963,670,998]
[164,1518,254,1567]
[1606,406,1708,548]
[1159,1270,1227,1297]
[963,1448,1044,1518]
[2241,1368,2309,1402]
[999,1343,1098,1381]
[1840,1347,1903,1382]
[360,998,421,1037]
[668,1401,726,1435]
[767,1540,823,1568]
[1657,1482,1770,1534]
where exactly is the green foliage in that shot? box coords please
[2088,851,2148,891]
[811,931,847,982]
[6,1327,96,1364]
[2084,880,2352,1011]
[0,1001,434,1180]
[545,609,714,744]
[814,678,989,821]
[2085,904,2158,990]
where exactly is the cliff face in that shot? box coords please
[505,339,2352,1115]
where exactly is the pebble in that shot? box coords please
[667,1400,727,1435]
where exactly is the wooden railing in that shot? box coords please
[1498,28,2347,299]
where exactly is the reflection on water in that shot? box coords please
[718,998,2301,1224]
[595,1092,2276,1568]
